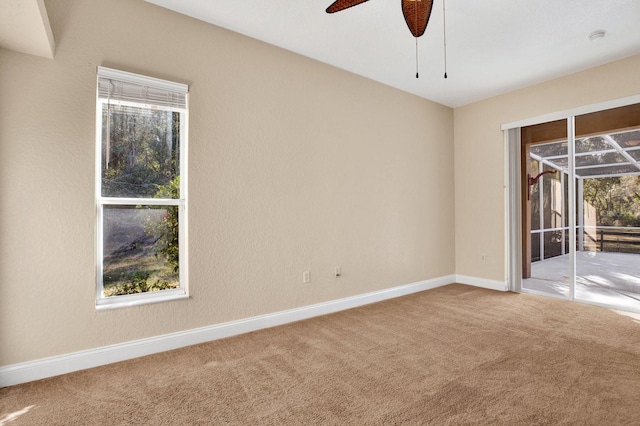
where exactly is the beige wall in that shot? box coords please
[0,0,454,365]
[454,54,640,281]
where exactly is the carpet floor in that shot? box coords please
[2,284,640,425]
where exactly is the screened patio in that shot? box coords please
[523,127,640,312]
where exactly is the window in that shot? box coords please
[96,67,188,308]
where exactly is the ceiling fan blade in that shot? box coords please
[326,0,371,14]
[402,0,434,37]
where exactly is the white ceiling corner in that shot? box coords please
[145,0,640,108]
[2,1,638,106]
[0,0,55,59]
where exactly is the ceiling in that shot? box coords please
[145,0,640,108]
[1,1,638,107]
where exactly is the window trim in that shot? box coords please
[95,67,189,310]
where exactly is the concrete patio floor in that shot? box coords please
[523,251,640,312]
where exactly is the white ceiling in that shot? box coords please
[146,0,640,108]
[1,1,638,107]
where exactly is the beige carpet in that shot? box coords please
[2,284,640,425]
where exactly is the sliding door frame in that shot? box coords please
[503,94,640,295]
[567,116,577,301]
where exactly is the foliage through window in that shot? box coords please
[96,67,188,306]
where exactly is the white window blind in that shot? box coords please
[97,66,188,109]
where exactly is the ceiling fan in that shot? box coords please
[326,0,446,79]
[326,0,433,38]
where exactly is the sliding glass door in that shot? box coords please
[514,102,640,312]
[521,119,571,298]
[573,109,640,311]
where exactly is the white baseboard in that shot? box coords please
[455,274,507,292]
[1,275,457,387]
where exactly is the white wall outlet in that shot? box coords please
[303,271,310,284]
[335,267,342,277]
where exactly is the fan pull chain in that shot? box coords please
[415,0,419,78]
[443,0,448,79]
[415,38,419,78]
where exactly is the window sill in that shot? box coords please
[96,289,189,311]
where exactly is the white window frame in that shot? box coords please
[95,67,189,310]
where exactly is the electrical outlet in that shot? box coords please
[303,271,310,284]
[335,267,342,277]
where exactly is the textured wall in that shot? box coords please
[0,0,454,365]
[454,54,640,281]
